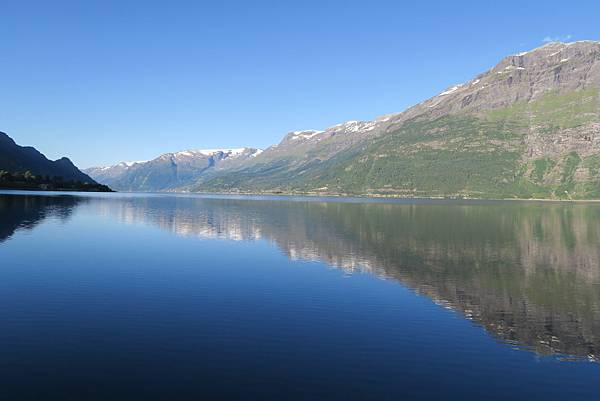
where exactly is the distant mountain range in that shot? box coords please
[85,148,262,191]
[0,131,110,191]
[88,41,600,199]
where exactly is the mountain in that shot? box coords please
[88,41,600,199]
[85,148,262,191]
[191,41,600,199]
[0,131,97,182]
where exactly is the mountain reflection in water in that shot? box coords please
[2,193,600,361]
[0,193,83,243]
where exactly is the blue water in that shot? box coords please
[0,191,599,400]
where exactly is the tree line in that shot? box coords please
[0,170,113,192]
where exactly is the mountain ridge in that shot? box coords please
[87,40,600,199]
[0,131,112,192]
[85,147,262,191]
[1,131,97,183]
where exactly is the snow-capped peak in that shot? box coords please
[91,148,264,172]
[127,160,146,166]
[172,148,250,158]
[91,160,147,171]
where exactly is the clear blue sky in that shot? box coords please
[1,0,598,168]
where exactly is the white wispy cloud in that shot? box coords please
[543,34,573,43]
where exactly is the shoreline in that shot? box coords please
[3,187,600,203]
[173,189,600,203]
[0,186,113,193]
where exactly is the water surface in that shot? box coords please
[1,191,599,400]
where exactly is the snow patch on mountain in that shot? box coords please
[439,85,463,96]
[199,148,246,156]
[122,161,147,167]
[169,148,263,160]
[174,148,246,158]
[91,148,262,172]
[290,130,324,140]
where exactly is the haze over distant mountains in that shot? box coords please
[87,41,600,199]
[85,148,262,192]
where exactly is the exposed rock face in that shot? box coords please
[525,122,600,158]
[263,41,600,159]
[397,41,600,119]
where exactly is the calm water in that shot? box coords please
[1,191,599,400]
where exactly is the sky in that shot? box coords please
[1,0,599,168]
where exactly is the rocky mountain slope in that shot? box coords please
[89,41,600,199]
[195,41,600,199]
[0,131,99,183]
[85,148,262,191]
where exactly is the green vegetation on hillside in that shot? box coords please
[192,88,600,199]
[0,170,113,192]
[488,88,600,130]
[531,158,556,183]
